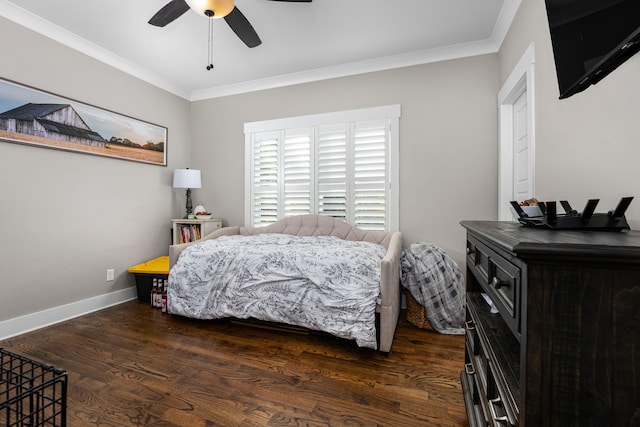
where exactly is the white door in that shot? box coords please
[513,90,532,203]
[498,43,536,221]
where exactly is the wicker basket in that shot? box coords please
[405,291,434,330]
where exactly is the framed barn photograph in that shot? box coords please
[0,77,167,166]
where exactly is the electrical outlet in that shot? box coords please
[106,269,115,281]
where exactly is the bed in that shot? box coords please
[168,214,403,352]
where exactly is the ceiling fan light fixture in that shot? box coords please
[185,0,235,19]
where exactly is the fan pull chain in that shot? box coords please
[206,14,214,70]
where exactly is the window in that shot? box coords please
[245,105,400,231]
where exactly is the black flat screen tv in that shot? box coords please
[544,0,640,99]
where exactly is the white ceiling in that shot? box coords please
[1,0,520,101]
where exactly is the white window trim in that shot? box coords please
[244,105,401,231]
[498,43,536,221]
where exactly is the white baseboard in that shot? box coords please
[0,287,138,341]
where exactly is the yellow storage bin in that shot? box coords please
[128,256,169,303]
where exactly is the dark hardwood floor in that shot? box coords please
[1,301,467,426]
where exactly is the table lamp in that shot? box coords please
[173,168,202,218]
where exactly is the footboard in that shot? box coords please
[378,231,402,353]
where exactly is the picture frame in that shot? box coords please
[0,77,167,166]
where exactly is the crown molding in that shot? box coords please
[0,0,191,99]
[491,0,523,51]
[190,0,521,100]
[2,0,521,102]
[190,39,500,100]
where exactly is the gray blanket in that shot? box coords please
[401,243,465,334]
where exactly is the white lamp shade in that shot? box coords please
[185,0,234,18]
[173,169,202,189]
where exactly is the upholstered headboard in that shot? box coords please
[239,214,395,248]
[170,215,397,267]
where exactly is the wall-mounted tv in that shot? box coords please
[544,0,640,99]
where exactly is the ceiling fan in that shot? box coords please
[149,0,312,49]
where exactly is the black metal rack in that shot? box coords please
[0,349,67,427]
[510,197,633,231]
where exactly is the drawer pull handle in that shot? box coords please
[466,247,472,255]
[488,396,509,424]
[465,320,475,331]
[464,362,475,375]
[491,276,504,290]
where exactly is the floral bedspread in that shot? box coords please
[168,234,386,348]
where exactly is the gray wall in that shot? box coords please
[189,55,500,265]
[0,17,191,323]
[499,0,640,228]
[3,0,639,330]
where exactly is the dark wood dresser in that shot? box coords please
[460,221,640,427]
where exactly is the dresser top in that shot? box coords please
[461,221,640,262]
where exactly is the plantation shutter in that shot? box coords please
[283,128,313,217]
[251,131,280,227]
[317,124,348,222]
[353,120,388,230]
[245,105,399,231]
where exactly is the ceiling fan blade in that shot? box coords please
[224,7,262,48]
[148,0,190,27]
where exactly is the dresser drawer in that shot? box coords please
[461,369,488,427]
[464,293,521,427]
[486,360,518,427]
[465,318,479,356]
[472,335,489,396]
[466,302,490,417]
[487,255,518,326]
[466,236,520,337]
[464,313,490,426]
[466,237,490,285]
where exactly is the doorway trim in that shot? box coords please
[498,43,536,221]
